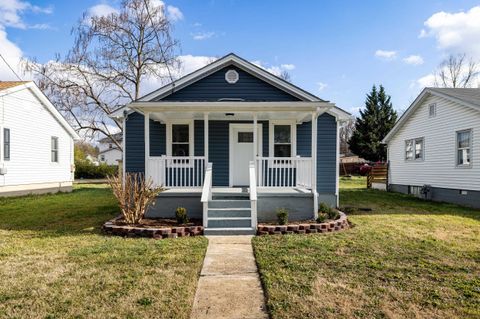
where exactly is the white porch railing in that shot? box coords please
[147,156,206,188]
[256,156,313,189]
[201,163,213,227]
[249,161,257,229]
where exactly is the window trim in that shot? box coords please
[166,120,194,167]
[269,120,297,158]
[428,103,436,118]
[455,129,473,168]
[51,136,59,163]
[405,137,424,161]
[3,128,10,161]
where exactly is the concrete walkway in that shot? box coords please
[191,236,268,319]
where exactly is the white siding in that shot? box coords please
[388,95,480,191]
[99,148,122,165]
[0,87,74,187]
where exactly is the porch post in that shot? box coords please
[204,113,209,165]
[311,111,318,218]
[253,113,258,159]
[144,111,150,180]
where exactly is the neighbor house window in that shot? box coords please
[405,138,423,161]
[108,143,113,149]
[100,155,105,161]
[51,137,58,162]
[456,129,472,166]
[429,103,436,117]
[3,128,10,161]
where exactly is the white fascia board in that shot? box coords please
[138,54,321,102]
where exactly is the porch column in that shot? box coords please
[204,113,209,165]
[253,113,258,160]
[311,111,318,218]
[144,111,150,179]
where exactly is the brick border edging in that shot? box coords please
[102,217,204,239]
[257,212,349,235]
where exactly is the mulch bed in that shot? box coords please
[257,212,349,235]
[103,217,204,239]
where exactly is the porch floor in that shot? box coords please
[162,187,312,195]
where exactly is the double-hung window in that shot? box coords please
[456,129,472,167]
[405,138,423,161]
[51,137,59,162]
[171,124,190,157]
[274,125,292,157]
[3,128,10,161]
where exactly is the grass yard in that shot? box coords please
[253,176,480,319]
[0,185,207,319]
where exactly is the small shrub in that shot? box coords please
[75,160,117,179]
[316,213,327,223]
[328,209,340,220]
[276,208,289,225]
[175,207,189,224]
[108,173,162,225]
[318,202,340,220]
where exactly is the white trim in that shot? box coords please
[122,117,126,185]
[144,112,150,179]
[229,123,263,187]
[204,113,209,165]
[311,112,318,217]
[269,120,297,158]
[138,54,321,102]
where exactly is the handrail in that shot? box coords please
[201,163,213,227]
[249,161,257,229]
[255,156,313,188]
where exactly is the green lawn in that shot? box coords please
[253,177,480,319]
[0,185,207,319]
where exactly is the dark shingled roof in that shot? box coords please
[428,87,480,109]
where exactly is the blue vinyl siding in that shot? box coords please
[159,65,301,102]
[125,112,145,173]
[194,120,204,156]
[150,121,166,156]
[297,121,312,157]
[317,113,337,193]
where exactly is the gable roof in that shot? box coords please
[383,87,480,143]
[0,81,80,140]
[138,53,324,102]
[99,132,122,144]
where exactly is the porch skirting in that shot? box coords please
[146,189,338,221]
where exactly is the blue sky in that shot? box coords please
[1,0,480,115]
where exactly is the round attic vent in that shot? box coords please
[225,69,239,84]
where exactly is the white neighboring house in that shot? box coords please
[0,81,80,196]
[98,133,122,166]
[383,88,480,208]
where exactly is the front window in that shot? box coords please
[171,124,190,157]
[3,128,10,161]
[51,137,59,162]
[456,129,472,166]
[405,138,423,161]
[273,125,291,157]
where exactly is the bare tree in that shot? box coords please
[434,53,479,88]
[340,119,355,156]
[24,0,180,149]
[279,70,291,82]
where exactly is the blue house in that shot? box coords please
[111,53,350,234]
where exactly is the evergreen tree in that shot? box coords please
[349,85,397,162]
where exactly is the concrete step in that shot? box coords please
[209,199,251,209]
[207,217,252,228]
[208,208,252,218]
[212,193,249,200]
[204,227,256,236]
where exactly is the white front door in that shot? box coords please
[230,124,262,186]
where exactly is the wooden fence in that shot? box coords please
[367,164,388,189]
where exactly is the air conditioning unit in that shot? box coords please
[0,166,7,175]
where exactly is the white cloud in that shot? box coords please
[403,55,424,65]
[0,0,52,29]
[280,64,295,71]
[317,82,327,91]
[0,27,26,80]
[416,73,436,88]
[251,60,296,77]
[192,31,215,40]
[421,6,480,56]
[167,5,183,21]
[87,4,119,18]
[374,50,397,60]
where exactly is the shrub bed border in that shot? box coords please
[257,211,349,235]
[102,217,204,239]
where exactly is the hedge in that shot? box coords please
[75,160,118,179]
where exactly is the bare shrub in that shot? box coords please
[108,173,163,224]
